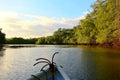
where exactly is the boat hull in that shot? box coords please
[28,65,70,80]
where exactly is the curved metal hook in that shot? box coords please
[33,61,50,66]
[40,64,49,71]
[52,52,59,63]
[36,58,51,64]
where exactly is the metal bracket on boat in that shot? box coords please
[33,52,59,80]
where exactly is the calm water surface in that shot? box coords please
[0,45,120,80]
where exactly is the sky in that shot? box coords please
[0,0,96,38]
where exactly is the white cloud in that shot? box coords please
[0,11,19,20]
[0,11,85,38]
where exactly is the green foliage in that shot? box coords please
[0,31,6,44]
[36,0,118,45]
[36,37,46,44]
[93,0,116,43]
[53,28,75,44]
[36,28,75,44]
[114,0,120,39]
[6,37,37,44]
[75,13,96,44]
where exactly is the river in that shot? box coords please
[0,45,120,80]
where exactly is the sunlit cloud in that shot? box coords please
[0,11,85,38]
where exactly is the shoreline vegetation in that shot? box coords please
[1,0,120,49]
[5,37,120,49]
[0,28,5,49]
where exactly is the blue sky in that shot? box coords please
[0,0,96,38]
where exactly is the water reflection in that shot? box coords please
[0,45,120,80]
[0,47,5,57]
[81,47,120,80]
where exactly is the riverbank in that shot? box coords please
[4,39,120,49]
[99,39,120,49]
